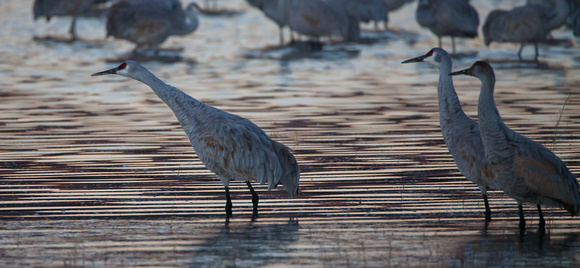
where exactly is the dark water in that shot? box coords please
[1,0,580,266]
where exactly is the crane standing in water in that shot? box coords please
[450,61,580,231]
[402,48,498,222]
[106,0,200,53]
[415,0,479,54]
[33,0,108,40]
[483,4,551,61]
[92,61,300,218]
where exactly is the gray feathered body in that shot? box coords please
[106,0,199,50]
[383,0,414,12]
[476,63,580,215]
[433,49,498,195]
[33,0,106,20]
[483,5,550,46]
[129,62,300,197]
[285,0,360,41]
[336,0,388,23]
[416,0,479,38]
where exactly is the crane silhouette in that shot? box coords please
[450,61,580,231]
[106,0,200,53]
[92,61,300,218]
[33,0,108,40]
[483,4,551,61]
[415,0,479,54]
[402,48,499,221]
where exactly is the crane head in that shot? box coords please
[401,49,434,64]
[449,61,494,78]
[402,48,450,66]
[91,62,130,77]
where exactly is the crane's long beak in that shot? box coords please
[401,54,427,64]
[91,67,119,77]
[449,68,469,76]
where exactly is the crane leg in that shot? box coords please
[279,27,284,46]
[225,186,233,218]
[518,44,524,60]
[537,204,545,231]
[69,15,78,40]
[438,36,442,49]
[534,43,539,62]
[451,36,456,55]
[483,193,491,222]
[518,203,526,231]
[246,181,259,218]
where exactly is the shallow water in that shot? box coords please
[1,0,580,266]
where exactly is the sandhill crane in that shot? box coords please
[285,0,360,42]
[483,5,551,61]
[384,0,414,11]
[246,0,289,44]
[106,0,200,53]
[333,0,388,30]
[402,48,498,221]
[91,61,300,218]
[33,0,108,40]
[450,61,580,231]
[415,0,479,54]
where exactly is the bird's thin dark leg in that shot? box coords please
[225,186,233,218]
[483,193,491,222]
[534,43,539,62]
[438,36,442,48]
[69,15,78,40]
[518,44,524,60]
[452,36,456,54]
[279,27,284,46]
[537,204,545,231]
[518,203,526,231]
[246,181,259,218]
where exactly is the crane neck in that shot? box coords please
[130,66,204,121]
[174,9,199,35]
[477,72,499,124]
[436,60,469,129]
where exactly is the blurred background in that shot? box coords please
[1,0,580,266]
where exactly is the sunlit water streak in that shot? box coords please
[1,0,580,266]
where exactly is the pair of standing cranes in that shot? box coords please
[91,52,580,232]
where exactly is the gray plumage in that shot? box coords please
[402,48,498,221]
[285,0,360,42]
[415,0,479,54]
[33,0,108,39]
[91,61,300,218]
[340,0,388,25]
[384,0,414,11]
[451,61,580,231]
[483,4,551,60]
[106,0,200,52]
[245,0,289,44]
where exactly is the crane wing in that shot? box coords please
[192,117,284,191]
[510,134,580,214]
